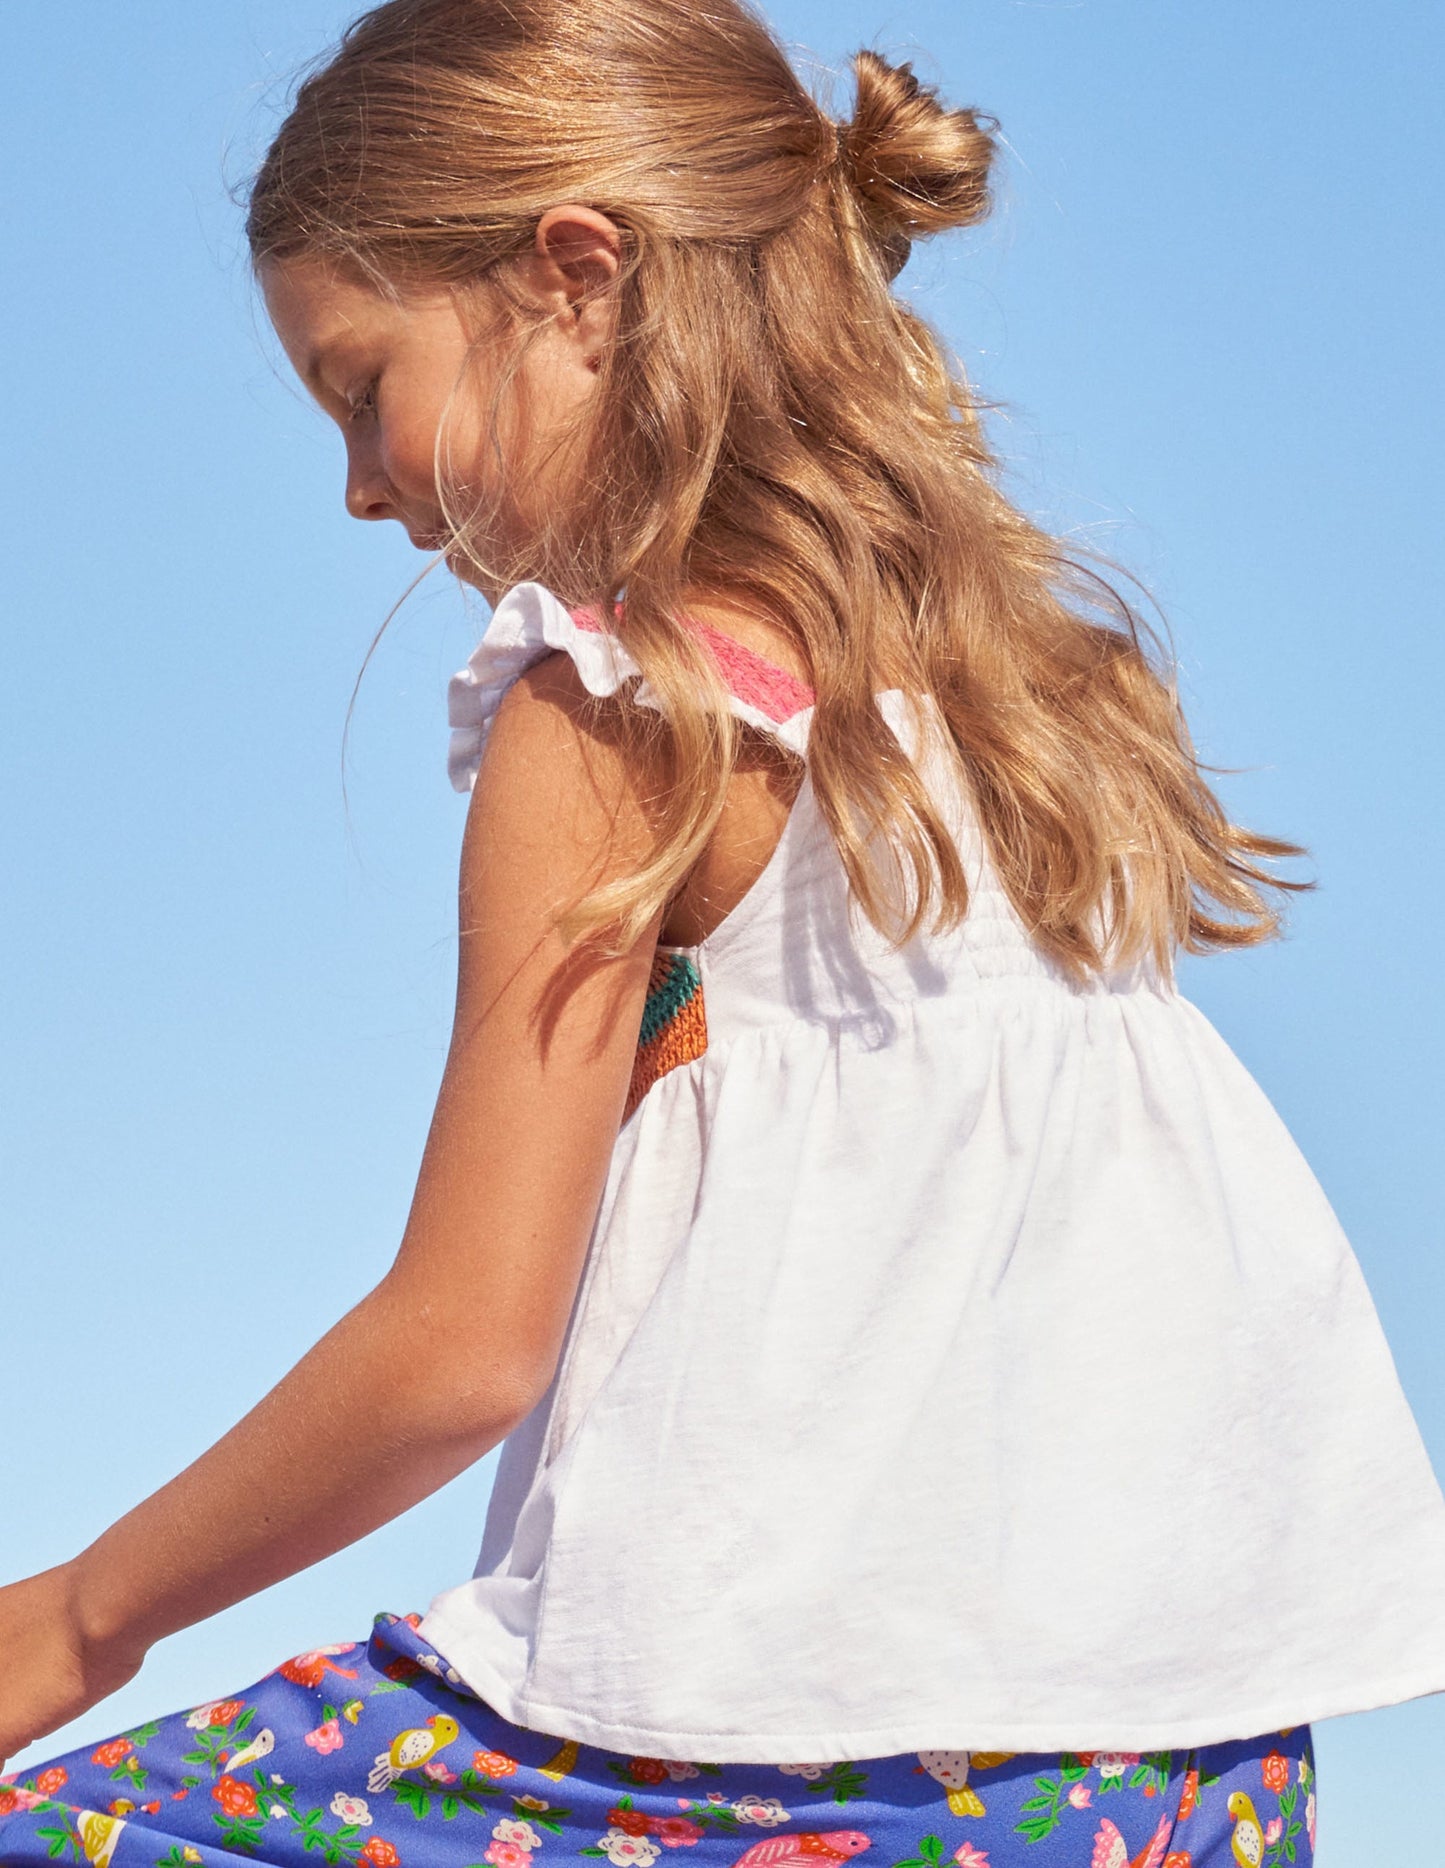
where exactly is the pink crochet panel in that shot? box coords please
[569,605,814,725]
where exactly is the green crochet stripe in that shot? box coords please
[638,952,701,1049]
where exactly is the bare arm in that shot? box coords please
[0,654,664,1765]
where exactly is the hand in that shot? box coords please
[0,1565,148,1773]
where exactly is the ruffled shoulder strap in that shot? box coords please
[446,581,816,792]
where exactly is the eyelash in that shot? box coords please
[346,377,380,423]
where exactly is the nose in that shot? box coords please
[343,438,396,523]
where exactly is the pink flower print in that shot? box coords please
[656,1818,703,1848]
[304,1718,344,1755]
[485,1844,533,1868]
[953,1846,990,1868]
[424,1759,458,1784]
[1067,1784,1093,1809]
[1306,1791,1317,1849]
[1264,1818,1283,1846]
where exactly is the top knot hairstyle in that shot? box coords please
[248,0,1306,979]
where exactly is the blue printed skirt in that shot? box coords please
[0,1613,1317,1867]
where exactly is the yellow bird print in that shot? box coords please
[367,1712,461,1792]
[1227,1791,1266,1868]
[76,1811,125,1868]
[915,1751,1016,1817]
[539,1738,580,1780]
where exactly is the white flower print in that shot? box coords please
[269,1806,287,1821]
[494,1818,545,1849]
[331,1793,373,1828]
[777,1763,829,1780]
[599,1828,661,1866]
[732,1797,789,1826]
[1092,1753,1138,1782]
[185,1705,223,1730]
[662,1762,700,1782]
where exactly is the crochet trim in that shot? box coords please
[625,949,707,1121]
[446,582,817,791]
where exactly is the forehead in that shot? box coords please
[261,256,404,369]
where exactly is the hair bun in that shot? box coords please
[836,50,998,275]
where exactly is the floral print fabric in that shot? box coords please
[0,1613,1316,1868]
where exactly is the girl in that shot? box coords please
[3,2,1444,1864]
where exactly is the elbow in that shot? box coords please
[371,1277,550,1454]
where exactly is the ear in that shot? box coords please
[533,204,623,309]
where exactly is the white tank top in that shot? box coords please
[419,579,1445,1762]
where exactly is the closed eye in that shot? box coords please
[346,376,380,423]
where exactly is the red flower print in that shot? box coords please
[1177,1769,1199,1821]
[206,1699,245,1728]
[403,1613,423,1629]
[473,1749,519,1778]
[34,1767,67,1796]
[1261,1752,1289,1795]
[141,1801,161,1815]
[628,1758,669,1785]
[656,1818,703,1848]
[384,1657,422,1682]
[1163,1854,1193,1868]
[360,1839,401,1867]
[608,1807,654,1836]
[0,1790,16,1816]
[91,1739,134,1769]
[212,1775,259,1818]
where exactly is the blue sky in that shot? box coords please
[3,1,1441,1856]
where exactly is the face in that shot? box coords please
[261,224,615,597]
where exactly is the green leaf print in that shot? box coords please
[34,1819,83,1862]
[393,1779,433,1821]
[122,1718,164,1749]
[1014,1760,1092,1846]
[806,1762,869,1805]
[517,1799,572,1834]
[1264,1782,1303,1867]
[111,1754,150,1793]
[890,1832,947,1868]
[212,1808,266,1854]
[155,1850,196,1867]
[1127,1753,1172,1799]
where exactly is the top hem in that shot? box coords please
[417,1604,1445,1762]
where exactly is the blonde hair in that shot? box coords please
[247,0,1307,978]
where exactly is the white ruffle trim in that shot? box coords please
[446,582,814,792]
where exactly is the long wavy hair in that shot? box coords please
[246,0,1307,978]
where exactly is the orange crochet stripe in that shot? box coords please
[624,949,707,1121]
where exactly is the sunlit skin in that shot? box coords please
[261,204,620,601]
[0,208,810,1773]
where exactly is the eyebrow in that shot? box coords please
[299,332,362,398]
